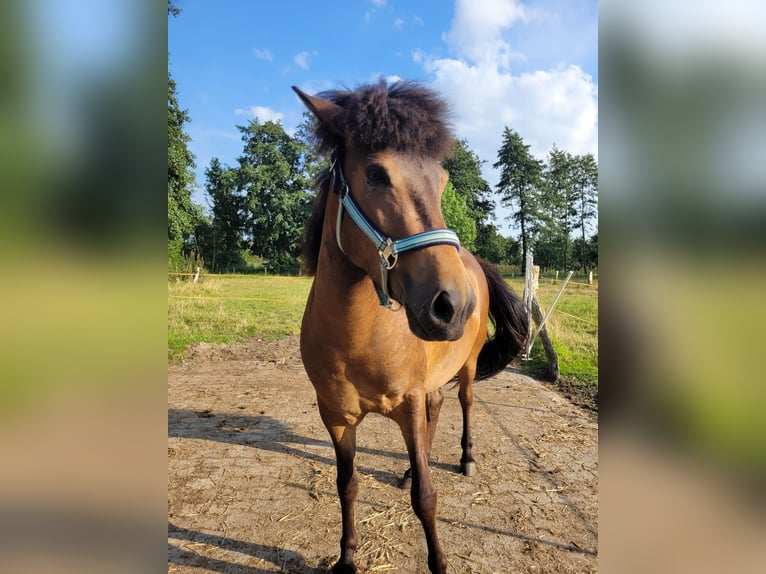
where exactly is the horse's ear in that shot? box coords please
[292,86,344,136]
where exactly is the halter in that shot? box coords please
[329,155,461,308]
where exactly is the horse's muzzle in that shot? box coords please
[404,285,476,341]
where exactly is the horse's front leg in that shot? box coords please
[399,387,444,490]
[322,414,359,574]
[394,391,448,574]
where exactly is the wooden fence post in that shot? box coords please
[531,299,560,381]
[522,254,572,382]
[523,253,534,354]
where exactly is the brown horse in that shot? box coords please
[294,81,528,574]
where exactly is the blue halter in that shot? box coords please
[330,156,461,308]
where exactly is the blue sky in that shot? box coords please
[169,0,598,233]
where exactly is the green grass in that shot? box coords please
[506,278,598,388]
[168,274,598,393]
[167,274,312,360]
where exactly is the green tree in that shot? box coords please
[530,225,564,272]
[167,73,202,269]
[570,154,598,272]
[200,158,246,272]
[441,182,476,250]
[443,139,493,222]
[293,111,327,184]
[541,145,577,271]
[236,120,312,273]
[504,234,521,266]
[473,223,507,264]
[493,128,543,272]
[572,232,598,272]
[167,4,204,269]
[442,138,509,262]
[168,0,181,17]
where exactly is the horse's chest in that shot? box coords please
[303,349,417,416]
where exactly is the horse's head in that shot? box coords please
[337,146,477,341]
[294,82,476,342]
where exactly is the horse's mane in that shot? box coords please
[313,80,455,158]
[301,81,455,275]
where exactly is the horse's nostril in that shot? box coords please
[431,290,456,324]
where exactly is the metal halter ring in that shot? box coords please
[378,239,399,270]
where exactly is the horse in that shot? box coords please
[293,81,528,574]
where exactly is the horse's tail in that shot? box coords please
[475,259,529,381]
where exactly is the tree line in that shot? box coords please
[168,82,598,275]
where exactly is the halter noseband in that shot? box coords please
[329,155,461,308]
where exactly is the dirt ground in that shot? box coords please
[168,336,598,573]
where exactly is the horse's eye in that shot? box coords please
[365,164,390,188]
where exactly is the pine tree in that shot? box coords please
[570,154,598,273]
[493,128,543,271]
[542,145,576,271]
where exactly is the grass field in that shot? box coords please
[168,273,598,392]
[167,274,312,361]
[506,277,599,388]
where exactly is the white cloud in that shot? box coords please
[417,0,598,232]
[431,61,596,161]
[444,0,527,68]
[412,49,425,64]
[253,48,273,61]
[234,105,284,124]
[364,0,387,22]
[417,0,597,163]
[368,73,404,85]
[294,50,316,70]
[393,18,405,30]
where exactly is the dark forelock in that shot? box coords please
[313,80,455,160]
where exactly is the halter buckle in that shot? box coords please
[379,238,398,270]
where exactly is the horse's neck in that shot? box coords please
[305,191,419,362]
[312,192,378,312]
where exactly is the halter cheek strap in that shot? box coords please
[330,157,461,308]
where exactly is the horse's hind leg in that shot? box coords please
[458,364,476,476]
[398,388,444,490]
[321,413,359,574]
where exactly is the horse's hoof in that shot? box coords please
[460,461,476,477]
[331,561,357,574]
[397,474,412,490]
